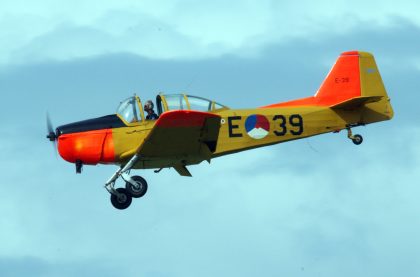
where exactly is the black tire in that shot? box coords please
[110,188,132,210]
[352,134,363,145]
[125,176,148,198]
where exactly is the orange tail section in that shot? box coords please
[315,51,361,105]
[262,51,390,109]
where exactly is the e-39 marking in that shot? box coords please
[226,114,304,138]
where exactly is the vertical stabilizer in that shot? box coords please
[315,51,361,105]
[262,51,394,123]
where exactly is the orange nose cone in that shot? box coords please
[57,129,115,165]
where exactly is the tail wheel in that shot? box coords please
[352,134,363,145]
[126,175,148,198]
[110,188,132,210]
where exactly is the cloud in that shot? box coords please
[0,256,122,277]
[2,0,420,65]
[9,15,207,65]
[1,19,419,125]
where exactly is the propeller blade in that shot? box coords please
[46,112,57,141]
[47,112,54,134]
[52,139,58,159]
[46,112,59,159]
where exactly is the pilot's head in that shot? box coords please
[144,100,154,112]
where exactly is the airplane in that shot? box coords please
[46,51,393,210]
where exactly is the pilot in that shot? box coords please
[144,100,158,120]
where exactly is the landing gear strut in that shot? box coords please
[104,153,149,210]
[347,128,363,145]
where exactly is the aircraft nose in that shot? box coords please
[57,129,115,165]
[54,115,121,164]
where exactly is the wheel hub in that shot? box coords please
[117,194,127,203]
[131,183,142,192]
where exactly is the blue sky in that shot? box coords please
[1,1,420,276]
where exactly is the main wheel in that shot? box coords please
[352,134,363,145]
[110,188,132,210]
[125,175,148,198]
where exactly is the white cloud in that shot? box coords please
[1,0,420,65]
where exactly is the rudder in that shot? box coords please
[356,51,394,122]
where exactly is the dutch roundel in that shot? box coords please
[245,114,270,139]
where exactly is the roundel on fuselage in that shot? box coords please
[245,114,270,139]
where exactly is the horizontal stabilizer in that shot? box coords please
[330,96,383,110]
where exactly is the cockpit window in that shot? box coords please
[214,102,226,110]
[116,97,142,123]
[187,95,212,112]
[157,93,229,113]
[165,94,188,111]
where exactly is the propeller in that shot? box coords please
[46,112,59,157]
[46,112,57,141]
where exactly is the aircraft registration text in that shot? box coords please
[227,114,304,138]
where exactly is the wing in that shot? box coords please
[136,110,221,174]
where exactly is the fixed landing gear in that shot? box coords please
[347,128,363,145]
[106,174,148,210]
[351,134,363,145]
[110,188,132,210]
[125,175,148,198]
[105,153,149,210]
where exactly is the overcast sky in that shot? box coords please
[1,1,420,276]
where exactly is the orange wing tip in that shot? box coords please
[156,110,221,128]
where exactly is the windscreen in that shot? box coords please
[116,97,141,123]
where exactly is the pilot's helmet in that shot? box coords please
[144,100,154,111]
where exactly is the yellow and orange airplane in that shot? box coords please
[47,51,393,209]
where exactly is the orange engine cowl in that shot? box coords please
[57,129,115,165]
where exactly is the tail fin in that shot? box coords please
[315,51,362,105]
[327,51,394,123]
[263,51,394,122]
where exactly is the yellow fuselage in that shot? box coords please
[110,96,393,169]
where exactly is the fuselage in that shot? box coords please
[55,97,393,170]
[54,51,394,171]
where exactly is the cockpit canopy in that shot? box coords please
[156,94,228,114]
[116,94,228,124]
[116,96,142,123]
